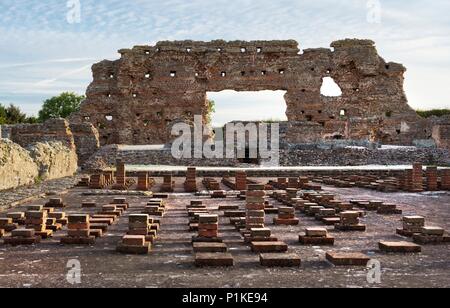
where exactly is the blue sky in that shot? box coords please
[0,0,449,125]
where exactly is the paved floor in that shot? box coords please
[0,178,449,288]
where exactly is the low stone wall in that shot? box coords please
[10,118,75,149]
[279,147,450,166]
[83,142,450,171]
[69,122,100,164]
[0,139,78,191]
[0,139,39,190]
[83,145,240,171]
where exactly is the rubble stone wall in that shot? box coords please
[71,39,444,147]
[0,139,39,191]
[69,122,100,164]
[0,139,78,191]
[27,142,78,180]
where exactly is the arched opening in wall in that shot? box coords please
[320,77,342,97]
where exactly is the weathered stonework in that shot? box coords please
[72,39,437,146]
[27,142,78,180]
[432,124,450,150]
[10,118,75,150]
[69,122,100,163]
[0,139,39,190]
[0,139,78,191]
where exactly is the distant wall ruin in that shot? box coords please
[71,39,439,146]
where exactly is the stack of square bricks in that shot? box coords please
[117,214,153,254]
[0,217,17,233]
[244,227,276,243]
[197,214,219,240]
[161,174,174,192]
[299,227,334,245]
[193,214,234,267]
[45,198,65,208]
[103,171,114,186]
[89,174,106,189]
[413,226,449,244]
[397,216,425,237]
[144,199,165,216]
[188,201,208,231]
[287,178,299,189]
[426,166,438,191]
[203,178,221,190]
[48,211,68,226]
[4,228,41,246]
[235,171,247,191]
[113,160,127,190]
[276,178,287,189]
[441,169,450,190]
[298,176,310,189]
[61,214,95,245]
[274,207,299,225]
[137,171,149,191]
[25,206,52,238]
[285,188,298,205]
[245,184,266,230]
[6,212,25,225]
[44,209,63,232]
[211,190,227,198]
[403,163,423,192]
[335,211,366,231]
[184,167,198,192]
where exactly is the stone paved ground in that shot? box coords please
[0,175,82,211]
[0,177,449,288]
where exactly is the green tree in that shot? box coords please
[206,99,216,124]
[0,103,29,124]
[38,92,85,122]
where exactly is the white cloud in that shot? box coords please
[0,0,449,115]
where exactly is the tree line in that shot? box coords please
[0,92,85,125]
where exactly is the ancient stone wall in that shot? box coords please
[0,139,39,190]
[10,118,75,149]
[27,142,78,180]
[432,124,450,150]
[0,139,78,191]
[72,39,439,146]
[69,122,100,164]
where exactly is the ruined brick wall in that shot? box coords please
[72,39,434,146]
[10,118,75,149]
[69,122,100,164]
[432,124,450,150]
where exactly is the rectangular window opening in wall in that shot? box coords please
[257,47,262,53]
[221,72,227,77]
[145,73,151,78]
[240,47,247,53]
[279,69,285,75]
[170,71,176,77]
[261,71,267,76]
[207,90,287,127]
[340,109,346,116]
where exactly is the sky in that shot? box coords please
[0,0,449,126]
